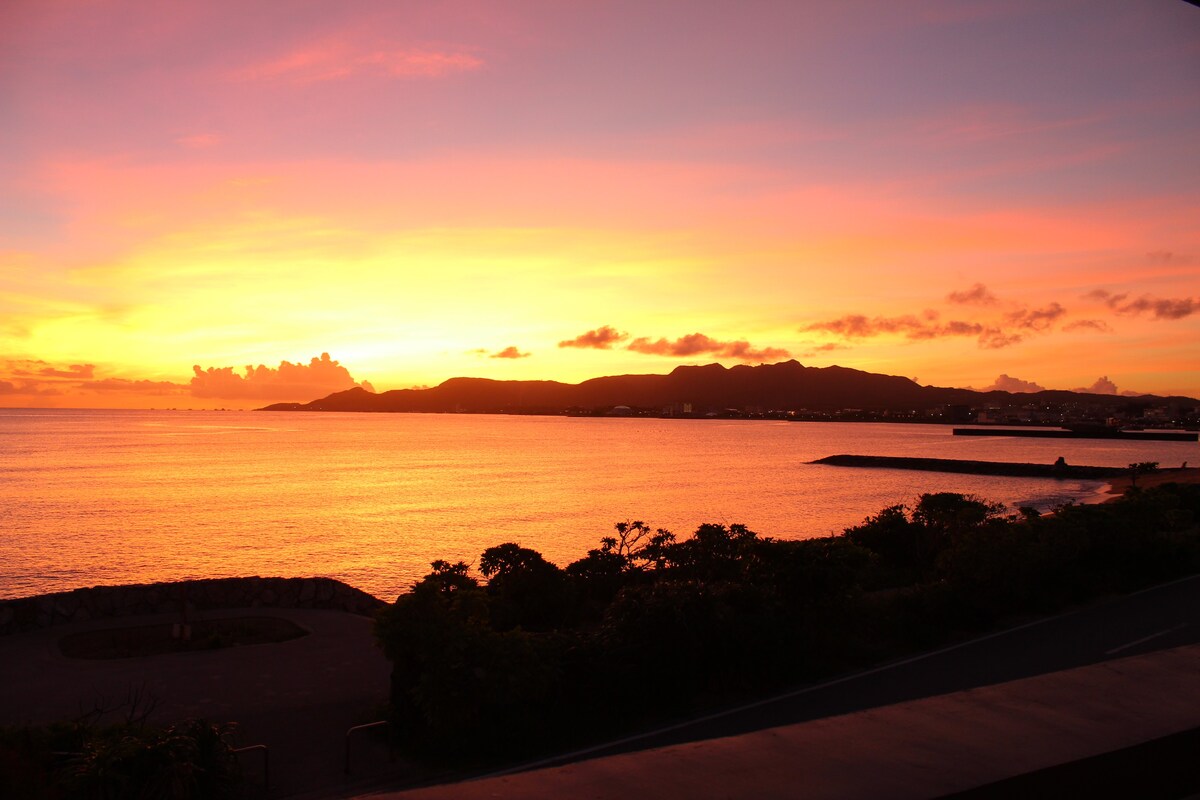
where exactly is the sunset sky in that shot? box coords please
[2,0,1198,408]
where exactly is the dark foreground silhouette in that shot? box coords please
[375,482,1200,764]
[4,484,1198,795]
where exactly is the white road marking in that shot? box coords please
[1104,622,1189,656]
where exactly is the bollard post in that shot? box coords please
[344,720,390,775]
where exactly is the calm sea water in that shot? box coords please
[1,409,1195,601]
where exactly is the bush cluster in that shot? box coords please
[375,483,1200,761]
[0,718,243,800]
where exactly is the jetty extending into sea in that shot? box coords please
[811,454,1126,479]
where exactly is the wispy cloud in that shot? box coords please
[803,313,1014,346]
[8,361,96,380]
[0,379,62,396]
[84,378,188,396]
[799,342,847,358]
[232,40,483,84]
[175,133,222,149]
[947,283,997,306]
[912,105,1102,146]
[806,287,1096,350]
[1063,319,1111,333]
[0,359,181,399]
[1146,251,1192,266]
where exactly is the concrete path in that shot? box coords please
[0,608,403,797]
[366,642,1200,799]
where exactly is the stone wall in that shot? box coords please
[0,577,386,637]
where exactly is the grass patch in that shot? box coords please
[59,616,307,659]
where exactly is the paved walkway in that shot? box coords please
[0,607,401,797]
[365,643,1200,799]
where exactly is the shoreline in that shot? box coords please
[1100,466,1200,500]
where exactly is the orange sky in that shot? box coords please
[2,1,1198,408]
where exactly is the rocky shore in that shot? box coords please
[0,576,385,637]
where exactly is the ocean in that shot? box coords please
[1,409,1194,601]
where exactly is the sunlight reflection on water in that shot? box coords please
[1,409,1193,600]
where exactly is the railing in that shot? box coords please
[344,720,390,775]
[232,744,270,792]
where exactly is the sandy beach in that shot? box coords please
[1102,466,1200,500]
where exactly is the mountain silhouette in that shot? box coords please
[258,360,1196,415]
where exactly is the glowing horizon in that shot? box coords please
[3,1,1198,408]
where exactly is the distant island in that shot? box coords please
[259,360,1199,428]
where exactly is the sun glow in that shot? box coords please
[2,2,1198,406]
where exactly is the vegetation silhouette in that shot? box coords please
[1128,461,1160,487]
[0,717,243,799]
[375,482,1200,763]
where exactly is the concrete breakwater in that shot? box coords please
[0,576,386,637]
[953,427,1198,442]
[812,454,1126,480]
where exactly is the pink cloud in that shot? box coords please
[1073,376,1119,395]
[176,133,222,149]
[232,40,483,84]
[983,374,1046,393]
